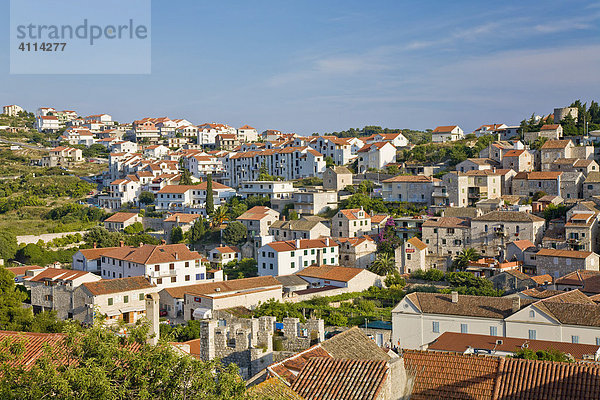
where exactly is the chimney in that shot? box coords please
[326,237,330,246]
[295,239,300,249]
[451,291,459,303]
[174,252,179,260]
[161,239,166,245]
[93,242,97,249]
[512,297,520,313]
[282,215,286,221]
[175,215,180,223]
[145,293,160,346]
[119,240,124,247]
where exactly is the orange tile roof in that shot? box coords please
[104,212,139,223]
[267,238,336,252]
[407,237,428,251]
[291,358,388,400]
[25,268,96,283]
[295,265,364,282]
[370,214,390,224]
[161,276,281,299]
[163,213,199,223]
[530,274,553,285]
[338,208,370,220]
[82,276,155,296]
[102,243,202,264]
[382,175,437,183]
[213,245,239,254]
[504,149,525,157]
[541,139,571,149]
[536,248,593,259]
[509,239,536,251]
[432,125,458,133]
[428,332,600,360]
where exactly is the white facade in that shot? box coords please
[238,180,296,201]
[356,142,397,173]
[3,105,23,116]
[258,238,339,277]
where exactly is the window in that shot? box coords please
[407,254,411,260]
[311,249,315,255]
[169,263,175,270]
[529,330,536,340]
[269,264,273,270]
[291,251,295,257]
[331,258,335,264]
[291,262,295,268]
[304,250,308,255]
[432,321,439,333]
[196,274,201,280]
[529,310,535,318]
[157,278,162,284]
[490,326,497,336]
[572,335,579,344]
[108,298,113,306]
[304,261,308,266]
[185,262,189,268]
[139,293,144,301]
[460,324,468,334]
[154,265,160,271]
[185,275,190,281]
[124,295,129,304]
[171,277,177,283]
[596,337,600,346]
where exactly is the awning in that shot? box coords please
[120,307,141,313]
[192,308,212,319]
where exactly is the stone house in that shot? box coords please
[502,150,533,172]
[73,276,159,325]
[163,213,200,235]
[269,218,331,240]
[554,270,600,295]
[421,217,471,258]
[295,265,381,292]
[25,269,102,319]
[381,175,443,205]
[236,206,280,237]
[583,172,600,199]
[289,189,338,215]
[529,249,600,278]
[181,276,283,321]
[505,240,536,263]
[396,237,428,274]
[334,236,377,268]
[331,208,372,238]
[208,245,241,267]
[103,212,141,232]
[550,158,599,176]
[564,203,599,252]
[540,140,574,170]
[560,171,584,200]
[470,211,546,256]
[455,158,498,172]
[512,171,562,197]
[322,166,353,191]
[488,269,539,293]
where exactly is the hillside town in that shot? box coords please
[3,100,600,398]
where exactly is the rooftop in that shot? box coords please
[82,276,155,296]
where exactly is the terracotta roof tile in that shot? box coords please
[291,358,389,400]
[104,212,139,223]
[295,265,364,282]
[161,276,281,299]
[82,276,155,296]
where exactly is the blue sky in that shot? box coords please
[1,0,600,134]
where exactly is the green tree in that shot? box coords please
[84,226,123,248]
[384,271,406,288]
[0,232,17,261]
[189,218,208,244]
[123,222,144,234]
[139,191,155,206]
[170,226,184,244]
[325,311,348,327]
[513,348,572,363]
[324,156,335,168]
[223,258,258,280]
[179,168,193,185]
[0,267,33,331]
[211,205,228,228]
[0,323,248,399]
[532,191,547,201]
[206,174,214,215]
[222,221,247,246]
[368,252,396,276]
[452,248,480,271]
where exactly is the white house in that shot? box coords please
[35,115,60,132]
[237,180,296,201]
[356,142,396,173]
[295,265,381,292]
[3,104,23,116]
[237,125,259,142]
[364,132,409,147]
[155,182,236,213]
[258,238,339,277]
[432,125,464,142]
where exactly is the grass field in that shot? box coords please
[0,204,100,236]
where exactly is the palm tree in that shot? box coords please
[368,252,396,276]
[452,248,480,271]
[211,205,228,228]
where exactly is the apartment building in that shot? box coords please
[155,182,236,213]
[35,115,60,132]
[98,178,141,210]
[257,238,339,276]
[237,180,296,201]
[227,147,326,188]
[237,125,258,142]
[382,175,443,204]
[290,189,338,215]
[304,136,355,165]
[42,146,83,167]
[3,104,23,116]
[540,140,574,170]
[99,243,221,289]
[331,208,372,238]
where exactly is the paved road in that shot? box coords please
[0,138,49,151]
